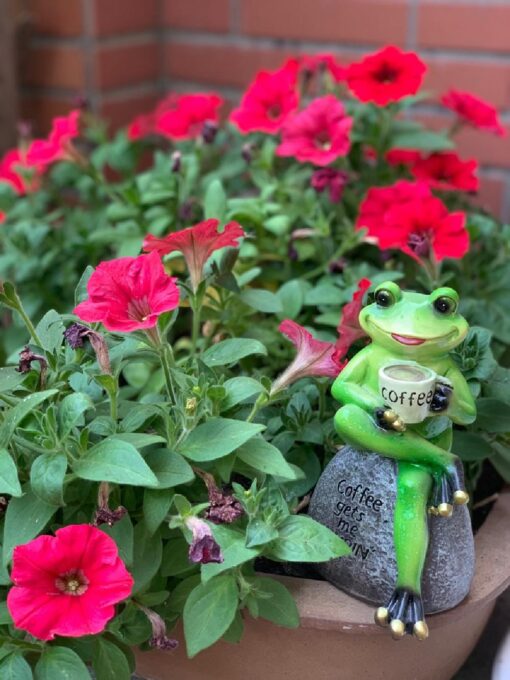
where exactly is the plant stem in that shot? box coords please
[160,344,177,403]
[191,302,201,354]
[246,393,269,423]
[110,389,118,422]
[16,303,44,348]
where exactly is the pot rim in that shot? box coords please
[270,490,510,634]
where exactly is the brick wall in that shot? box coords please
[17,0,510,220]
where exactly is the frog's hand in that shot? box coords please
[331,346,381,413]
[442,364,476,426]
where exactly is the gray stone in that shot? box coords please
[308,446,475,613]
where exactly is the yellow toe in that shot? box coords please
[453,490,469,505]
[438,502,453,517]
[413,620,429,641]
[390,619,405,640]
[374,607,389,627]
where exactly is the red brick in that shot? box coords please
[424,58,510,110]
[240,0,408,44]
[165,42,292,87]
[96,42,160,90]
[100,91,161,129]
[418,3,510,54]
[472,175,505,219]
[20,95,75,134]
[22,46,85,89]
[163,0,230,33]
[28,0,83,37]
[93,0,158,37]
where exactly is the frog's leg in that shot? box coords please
[334,404,467,501]
[427,426,469,517]
[375,462,431,640]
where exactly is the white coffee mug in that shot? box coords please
[378,361,451,424]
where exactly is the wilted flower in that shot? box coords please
[171,150,182,172]
[311,168,348,203]
[144,219,245,292]
[202,120,218,144]
[185,516,223,564]
[73,252,180,332]
[7,524,133,640]
[93,482,127,527]
[64,323,112,374]
[271,319,346,395]
[196,469,244,525]
[17,346,48,387]
[136,603,178,651]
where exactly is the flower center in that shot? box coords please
[127,296,152,322]
[267,104,281,120]
[374,63,399,84]
[407,231,432,258]
[315,130,332,151]
[55,569,89,596]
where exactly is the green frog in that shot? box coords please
[332,281,476,641]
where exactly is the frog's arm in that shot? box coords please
[443,363,476,426]
[331,346,382,413]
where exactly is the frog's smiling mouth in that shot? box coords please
[391,333,426,346]
[367,320,458,346]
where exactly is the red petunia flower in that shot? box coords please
[0,211,5,224]
[155,93,223,140]
[311,167,348,203]
[299,53,346,82]
[385,148,422,166]
[346,46,426,106]
[73,251,180,332]
[0,148,42,194]
[441,89,506,136]
[7,524,133,641]
[230,60,299,134]
[27,110,81,167]
[411,152,479,192]
[356,180,431,234]
[336,278,372,356]
[276,95,353,166]
[143,219,245,292]
[271,319,346,395]
[368,194,469,262]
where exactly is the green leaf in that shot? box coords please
[145,448,195,488]
[276,280,305,319]
[237,437,300,480]
[110,432,166,448]
[390,129,454,151]
[3,490,56,564]
[183,575,239,657]
[35,646,90,680]
[74,266,94,305]
[204,178,227,221]
[202,338,267,367]
[58,392,94,439]
[222,377,264,410]
[0,653,33,680]
[92,638,131,680]
[246,518,279,548]
[266,515,351,562]
[248,576,299,628]
[143,488,173,534]
[0,601,12,625]
[178,417,264,462]
[35,310,64,352]
[452,431,494,462]
[30,452,67,505]
[0,389,57,448]
[102,514,134,566]
[0,448,22,496]
[161,537,196,577]
[73,439,158,487]
[202,525,259,583]
[241,289,283,314]
[475,398,510,433]
[0,367,26,391]
[131,522,163,593]
[222,610,244,643]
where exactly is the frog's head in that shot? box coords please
[359,281,468,358]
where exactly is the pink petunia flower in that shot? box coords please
[336,279,372,356]
[27,110,81,167]
[0,148,42,195]
[276,95,353,166]
[385,148,422,166]
[356,180,431,234]
[271,319,346,395]
[143,219,245,292]
[230,60,299,134]
[411,152,479,192]
[127,112,155,141]
[185,517,224,564]
[7,524,133,641]
[73,251,180,332]
[299,53,346,82]
[441,89,506,136]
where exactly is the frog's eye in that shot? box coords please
[375,289,396,308]
[433,296,457,315]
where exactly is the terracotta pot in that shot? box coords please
[135,491,510,680]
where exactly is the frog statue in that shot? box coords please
[331,281,476,641]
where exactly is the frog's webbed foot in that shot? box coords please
[374,588,428,641]
[375,408,406,433]
[428,466,469,517]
